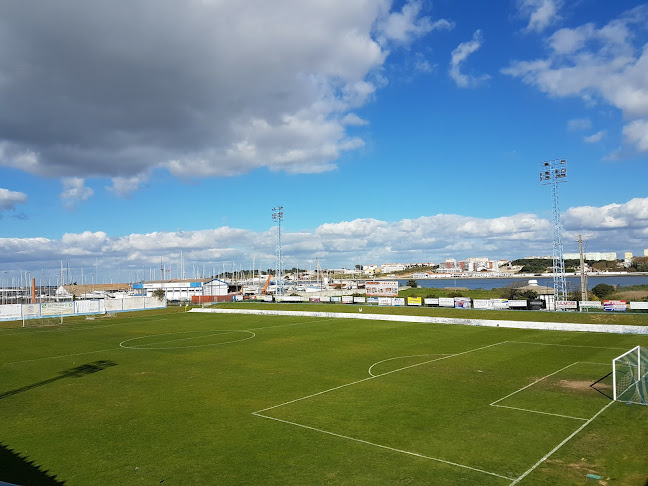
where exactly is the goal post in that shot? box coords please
[612,346,647,405]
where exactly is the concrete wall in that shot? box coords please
[190,307,648,335]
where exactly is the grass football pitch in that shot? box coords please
[1,308,647,485]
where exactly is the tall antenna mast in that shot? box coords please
[272,206,284,296]
[540,158,568,309]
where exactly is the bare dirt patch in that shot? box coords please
[558,379,610,391]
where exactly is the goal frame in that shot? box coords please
[612,345,645,404]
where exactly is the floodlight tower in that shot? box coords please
[272,206,284,296]
[539,159,568,308]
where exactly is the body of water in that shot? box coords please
[398,274,648,291]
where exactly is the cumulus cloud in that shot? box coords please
[108,173,150,197]
[4,196,648,280]
[623,119,648,151]
[0,1,446,193]
[0,187,28,211]
[517,0,562,33]
[449,30,490,88]
[502,6,648,154]
[375,0,454,45]
[584,130,605,143]
[60,178,94,209]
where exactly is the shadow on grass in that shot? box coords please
[0,442,66,485]
[0,360,117,400]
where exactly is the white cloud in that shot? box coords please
[623,119,648,151]
[108,173,150,197]
[517,0,562,33]
[3,197,648,279]
[567,118,591,131]
[375,0,454,45]
[0,187,28,211]
[0,1,447,192]
[503,6,648,153]
[60,178,94,209]
[584,130,605,143]
[449,30,490,88]
[341,113,370,126]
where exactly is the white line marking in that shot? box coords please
[119,330,255,349]
[490,362,579,407]
[252,412,514,481]
[508,341,628,350]
[491,404,588,421]
[368,354,453,377]
[255,341,507,414]
[509,400,615,485]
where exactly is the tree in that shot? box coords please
[152,288,166,300]
[406,279,418,288]
[591,283,615,299]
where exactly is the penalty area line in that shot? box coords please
[509,400,615,485]
[252,412,514,481]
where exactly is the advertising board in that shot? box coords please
[557,301,578,310]
[508,300,528,308]
[491,299,509,310]
[367,297,379,305]
[0,304,22,319]
[278,295,303,302]
[41,302,74,316]
[407,297,422,306]
[392,298,405,306]
[454,297,471,309]
[354,297,366,304]
[473,299,491,310]
[579,301,602,309]
[424,298,439,306]
[439,297,454,308]
[378,297,392,306]
[320,296,331,303]
[263,295,273,302]
[331,296,342,303]
[342,296,354,304]
[603,300,627,312]
[630,301,648,310]
[309,297,321,303]
[365,281,399,297]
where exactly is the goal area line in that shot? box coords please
[252,340,618,484]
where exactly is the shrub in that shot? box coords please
[591,283,615,299]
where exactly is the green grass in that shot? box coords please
[1,308,647,485]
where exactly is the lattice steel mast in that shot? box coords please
[540,159,568,308]
[272,206,284,296]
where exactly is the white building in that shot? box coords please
[563,252,617,261]
[137,278,229,301]
[381,263,406,273]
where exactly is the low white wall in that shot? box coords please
[190,308,648,335]
[0,297,166,321]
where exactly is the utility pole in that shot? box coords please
[579,235,588,303]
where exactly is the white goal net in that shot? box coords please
[613,346,647,405]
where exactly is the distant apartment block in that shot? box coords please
[563,251,617,261]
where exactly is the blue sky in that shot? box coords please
[1,0,647,283]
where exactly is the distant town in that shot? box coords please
[329,249,648,280]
